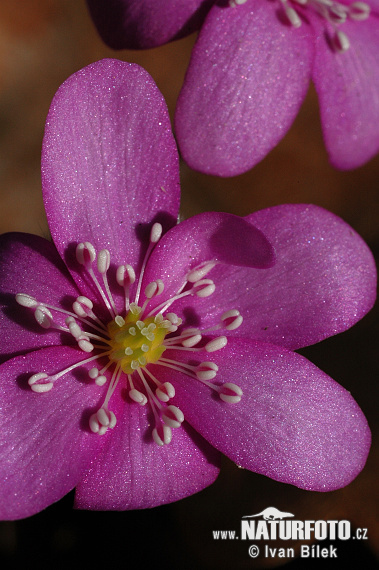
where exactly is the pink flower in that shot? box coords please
[87,0,379,176]
[0,59,375,520]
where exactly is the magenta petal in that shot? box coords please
[142,211,274,312]
[74,401,220,510]
[0,233,80,363]
[86,0,214,49]
[42,59,180,279]
[160,339,371,491]
[0,347,106,520]
[175,0,313,176]
[241,204,377,348]
[312,16,379,169]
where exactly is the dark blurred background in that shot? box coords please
[0,1,377,568]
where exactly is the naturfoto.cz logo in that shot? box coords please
[212,506,368,560]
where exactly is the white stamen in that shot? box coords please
[219,383,243,403]
[144,279,164,299]
[181,334,202,348]
[196,362,219,381]
[28,373,53,393]
[284,4,302,26]
[334,29,350,52]
[150,222,163,244]
[348,1,370,20]
[221,309,243,330]
[193,279,216,298]
[129,388,148,405]
[95,375,107,386]
[187,261,216,283]
[162,405,184,429]
[89,367,99,379]
[78,338,94,352]
[152,424,172,446]
[156,381,175,402]
[34,307,53,329]
[72,296,93,318]
[76,242,96,266]
[15,293,38,308]
[97,249,111,274]
[205,336,228,352]
[116,264,136,287]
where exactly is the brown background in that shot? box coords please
[0,1,377,568]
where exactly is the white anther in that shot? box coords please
[34,307,53,329]
[334,29,350,52]
[28,372,53,392]
[97,408,110,427]
[187,261,216,283]
[156,382,175,402]
[125,347,133,356]
[67,318,82,338]
[182,334,202,348]
[152,424,172,446]
[145,279,164,299]
[129,388,147,405]
[73,296,93,317]
[115,315,125,327]
[31,382,54,393]
[229,0,248,6]
[165,313,180,325]
[221,309,243,330]
[141,344,149,353]
[76,242,96,266]
[329,4,347,23]
[95,375,107,386]
[196,362,219,380]
[162,405,185,429]
[97,249,111,274]
[116,264,136,287]
[219,383,243,403]
[205,336,228,352]
[15,293,38,308]
[349,1,370,20]
[89,367,99,379]
[89,413,100,433]
[78,338,94,352]
[150,222,163,244]
[193,279,216,298]
[284,5,302,27]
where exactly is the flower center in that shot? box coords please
[229,0,371,53]
[16,223,244,445]
[107,307,168,374]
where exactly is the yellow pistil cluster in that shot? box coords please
[107,304,168,374]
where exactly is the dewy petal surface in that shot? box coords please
[182,205,376,349]
[86,0,214,49]
[42,59,180,284]
[0,347,107,520]
[0,233,80,363]
[160,339,371,492]
[312,14,379,169]
[75,403,220,510]
[175,0,314,176]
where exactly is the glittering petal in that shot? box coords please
[312,15,379,169]
[0,233,80,363]
[75,401,220,510]
[42,59,180,290]
[0,347,107,520]
[175,0,314,176]
[86,0,214,49]
[141,211,275,312]
[159,339,371,492]
[175,204,376,349]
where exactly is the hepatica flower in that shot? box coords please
[87,0,379,176]
[0,59,376,520]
